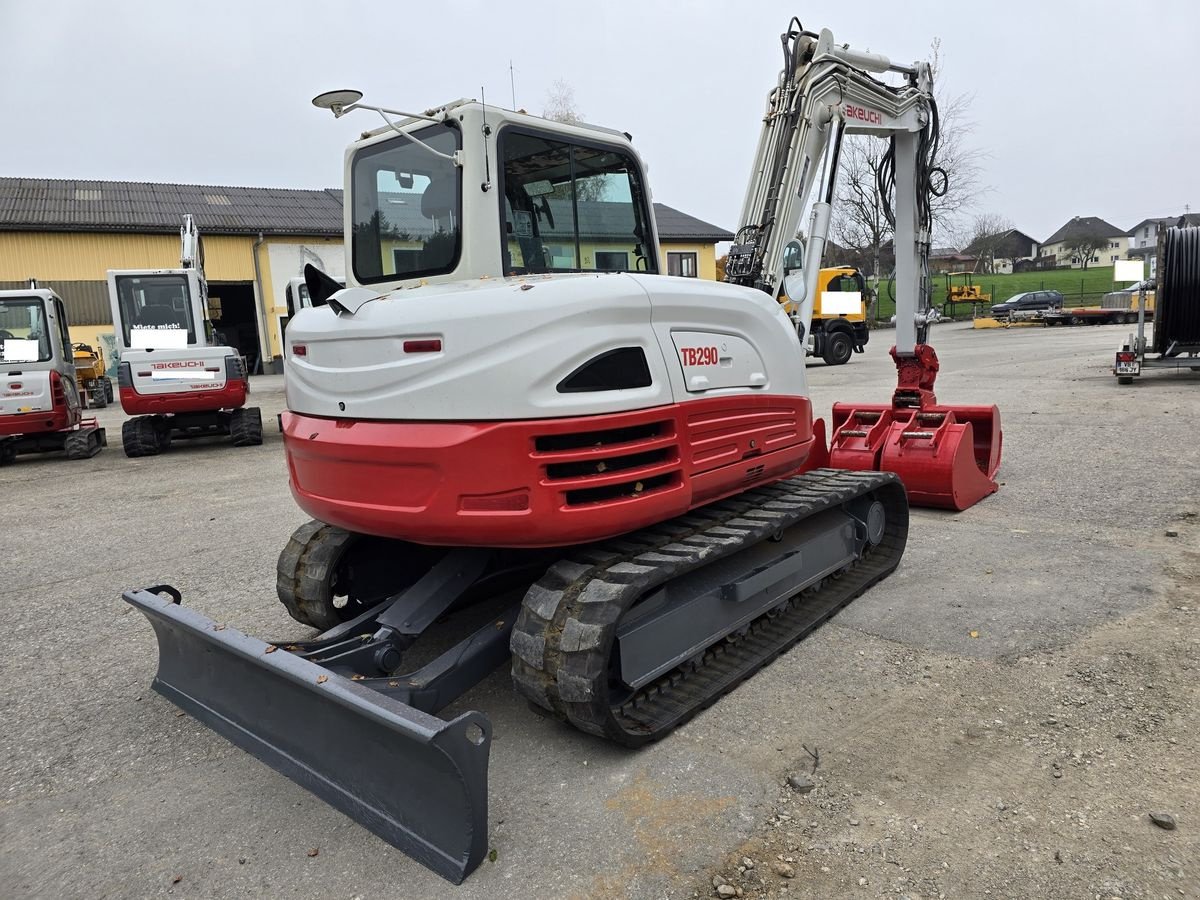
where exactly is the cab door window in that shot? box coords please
[500,129,655,275]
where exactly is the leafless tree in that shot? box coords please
[541,80,604,202]
[543,79,582,126]
[829,38,986,277]
[966,213,1016,272]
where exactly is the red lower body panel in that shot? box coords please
[119,380,247,415]
[283,396,818,547]
[0,406,71,437]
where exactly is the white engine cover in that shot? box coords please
[284,273,808,421]
[122,346,233,394]
[0,370,53,415]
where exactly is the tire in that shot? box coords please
[122,417,161,458]
[104,380,114,404]
[0,441,16,466]
[1068,315,1084,326]
[155,422,172,451]
[822,330,854,366]
[1123,313,1137,325]
[230,407,263,447]
[91,380,108,409]
[1117,376,1134,385]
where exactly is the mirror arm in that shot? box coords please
[368,108,462,167]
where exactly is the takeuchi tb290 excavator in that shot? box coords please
[124,18,1002,883]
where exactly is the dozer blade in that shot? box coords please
[830,403,1001,511]
[124,587,491,884]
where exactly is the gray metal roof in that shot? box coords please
[1043,215,1127,245]
[0,176,731,243]
[0,177,344,236]
[653,203,733,242]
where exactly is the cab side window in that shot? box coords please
[500,130,655,276]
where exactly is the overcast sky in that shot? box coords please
[2,0,1197,244]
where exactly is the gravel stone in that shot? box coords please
[1149,812,1177,830]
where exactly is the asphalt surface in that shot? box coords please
[1,321,1197,899]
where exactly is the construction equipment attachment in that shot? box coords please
[125,553,515,884]
[829,346,1001,511]
[127,470,907,883]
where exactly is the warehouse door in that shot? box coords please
[207,281,263,373]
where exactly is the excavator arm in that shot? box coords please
[726,20,936,356]
[727,20,1001,511]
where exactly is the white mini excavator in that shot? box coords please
[125,18,1001,883]
[0,284,106,464]
[107,215,263,456]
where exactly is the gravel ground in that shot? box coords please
[0,321,1196,899]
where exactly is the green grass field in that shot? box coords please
[870,264,1144,320]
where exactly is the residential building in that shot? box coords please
[1126,212,1200,250]
[1039,216,1130,269]
[963,229,1039,274]
[1126,213,1200,277]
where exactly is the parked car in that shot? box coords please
[990,290,1064,318]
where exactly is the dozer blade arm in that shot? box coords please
[124,587,491,884]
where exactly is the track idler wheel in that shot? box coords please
[276,520,442,630]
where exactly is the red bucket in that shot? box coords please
[829,402,1001,511]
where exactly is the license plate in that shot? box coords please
[1114,361,1139,375]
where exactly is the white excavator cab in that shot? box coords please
[107,268,211,353]
[0,287,106,463]
[335,99,660,292]
[0,288,78,411]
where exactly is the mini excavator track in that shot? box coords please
[511,468,908,745]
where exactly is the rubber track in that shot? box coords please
[510,469,909,747]
[276,520,355,630]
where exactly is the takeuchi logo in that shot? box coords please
[151,361,205,369]
[845,104,883,125]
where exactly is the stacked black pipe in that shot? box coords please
[1154,225,1200,354]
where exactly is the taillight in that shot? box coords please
[8,382,20,389]
[403,339,442,353]
[205,367,221,372]
[293,344,307,357]
[1116,351,1135,363]
[49,370,66,407]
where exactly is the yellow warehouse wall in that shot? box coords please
[69,324,115,350]
[659,242,718,280]
[0,231,257,281]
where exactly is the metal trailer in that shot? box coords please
[1114,226,1200,383]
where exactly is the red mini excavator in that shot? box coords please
[124,17,1000,883]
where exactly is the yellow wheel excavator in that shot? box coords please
[123,18,1001,882]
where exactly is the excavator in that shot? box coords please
[106,215,263,456]
[0,284,107,463]
[123,18,1001,883]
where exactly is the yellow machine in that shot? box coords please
[780,265,869,365]
[945,271,989,306]
[71,342,112,409]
